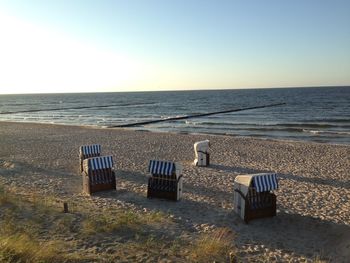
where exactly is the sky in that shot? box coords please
[0,0,349,94]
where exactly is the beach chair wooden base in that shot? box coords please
[205,153,210,166]
[147,177,181,201]
[147,188,179,201]
[243,193,276,223]
[82,171,116,195]
[197,152,210,166]
[195,152,210,167]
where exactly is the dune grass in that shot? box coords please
[0,186,176,262]
[0,186,89,262]
[83,209,166,233]
[0,233,67,263]
[189,227,236,262]
[0,185,236,262]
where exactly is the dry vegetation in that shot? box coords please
[0,187,82,262]
[0,186,236,262]
[189,228,235,262]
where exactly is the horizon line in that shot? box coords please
[0,85,349,96]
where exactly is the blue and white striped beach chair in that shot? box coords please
[79,144,102,172]
[233,173,278,223]
[82,155,116,195]
[147,160,183,201]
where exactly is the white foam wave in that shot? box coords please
[303,129,350,136]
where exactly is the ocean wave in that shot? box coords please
[303,129,350,136]
[177,123,305,133]
[184,120,331,127]
[183,121,350,129]
[275,123,349,128]
[302,118,350,123]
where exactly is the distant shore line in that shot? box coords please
[1,120,349,147]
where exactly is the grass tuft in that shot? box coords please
[80,210,167,236]
[313,254,329,263]
[0,233,65,263]
[80,211,139,235]
[0,187,88,262]
[189,227,236,263]
[0,187,13,206]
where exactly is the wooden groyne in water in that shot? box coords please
[109,103,286,128]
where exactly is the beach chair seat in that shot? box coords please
[82,155,116,195]
[147,160,183,201]
[194,140,210,166]
[79,144,101,172]
[233,173,278,223]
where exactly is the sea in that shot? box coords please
[0,86,349,145]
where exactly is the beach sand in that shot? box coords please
[0,121,349,262]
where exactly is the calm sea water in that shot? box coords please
[0,87,349,145]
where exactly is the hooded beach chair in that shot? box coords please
[82,155,116,195]
[193,140,210,166]
[147,160,183,201]
[233,173,278,223]
[79,144,101,172]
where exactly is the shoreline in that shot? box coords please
[1,120,349,147]
[1,121,349,261]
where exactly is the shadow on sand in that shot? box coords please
[93,167,350,262]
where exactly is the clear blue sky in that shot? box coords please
[0,0,349,94]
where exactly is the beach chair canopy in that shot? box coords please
[194,140,210,153]
[148,160,176,176]
[80,144,101,156]
[83,155,114,173]
[234,173,278,196]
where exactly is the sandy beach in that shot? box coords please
[0,121,349,262]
